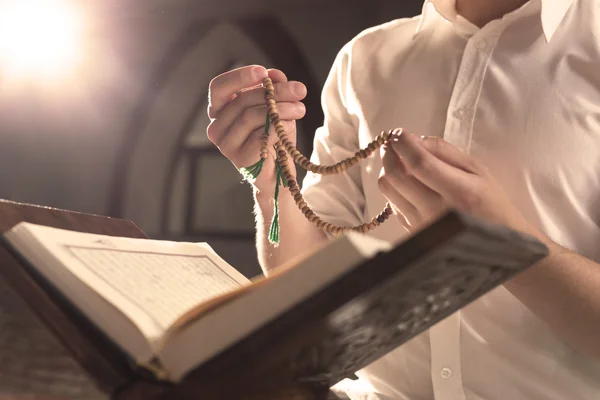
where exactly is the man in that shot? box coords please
[206,0,600,398]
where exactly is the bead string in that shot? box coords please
[263,76,395,237]
[241,77,396,244]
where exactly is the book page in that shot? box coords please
[5,223,251,350]
[65,246,243,332]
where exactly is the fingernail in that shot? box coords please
[252,67,268,81]
[296,102,306,113]
[380,144,388,158]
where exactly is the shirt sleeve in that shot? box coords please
[300,44,366,229]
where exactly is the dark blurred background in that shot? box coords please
[0,0,422,279]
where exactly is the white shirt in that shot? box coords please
[301,0,600,398]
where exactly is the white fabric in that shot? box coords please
[303,0,600,398]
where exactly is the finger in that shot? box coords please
[238,120,296,167]
[268,68,288,83]
[380,144,443,218]
[378,173,421,229]
[216,103,305,155]
[389,131,473,199]
[208,65,268,119]
[208,81,306,143]
[234,68,290,98]
[212,101,305,148]
[419,136,483,174]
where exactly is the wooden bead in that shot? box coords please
[376,215,385,223]
[365,148,373,157]
[355,151,363,160]
[360,150,368,159]
[368,222,376,230]
[367,143,376,152]
[335,163,343,173]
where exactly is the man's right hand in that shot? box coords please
[207,65,307,195]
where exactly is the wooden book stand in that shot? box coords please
[0,199,548,399]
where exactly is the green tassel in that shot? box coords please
[238,113,271,184]
[239,158,265,184]
[268,160,286,245]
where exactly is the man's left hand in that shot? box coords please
[378,130,544,240]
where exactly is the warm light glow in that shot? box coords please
[0,0,84,78]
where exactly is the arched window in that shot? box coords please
[110,19,322,277]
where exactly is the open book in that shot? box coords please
[1,212,549,387]
[2,220,393,382]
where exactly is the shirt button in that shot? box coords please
[455,108,466,119]
[440,367,453,379]
[475,39,487,50]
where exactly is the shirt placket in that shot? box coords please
[430,24,502,400]
[442,27,501,153]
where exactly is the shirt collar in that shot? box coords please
[414,0,575,43]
